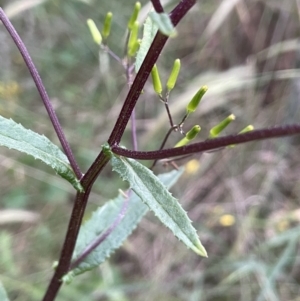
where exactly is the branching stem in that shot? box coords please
[113,124,300,160]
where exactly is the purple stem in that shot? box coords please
[83,0,196,184]
[0,8,82,180]
[112,124,300,160]
[70,195,129,270]
[151,0,164,13]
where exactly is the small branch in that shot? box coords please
[151,126,176,169]
[70,195,129,270]
[164,101,174,127]
[0,8,82,180]
[112,124,300,160]
[151,0,164,13]
[101,45,123,64]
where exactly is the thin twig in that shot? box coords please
[151,126,176,169]
[70,195,129,270]
[0,8,82,180]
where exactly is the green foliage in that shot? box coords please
[135,16,157,72]
[149,12,177,37]
[0,115,83,192]
[106,147,207,257]
[72,168,184,276]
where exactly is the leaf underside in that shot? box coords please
[109,151,207,257]
[0,115,83,192]
[72,168,184,276]
[135,16,157,73]
[149,12,177,37]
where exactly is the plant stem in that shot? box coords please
[112,124,300,160]
[0,8,82,180]
[70,195,129,270]
[42,190,90,301]
[84,0,196,183]
[151,0,164,13]
[42,157,109,301]
[107,0,196,146]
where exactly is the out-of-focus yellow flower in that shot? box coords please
[277,220,289,232]
[0,81,21,99]
[185,159,200,175]
[219,214,235,227]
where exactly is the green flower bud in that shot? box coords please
[128,21,139,57]
[209,114,235,138]
[175,125,201,147]
[167,59,181,91]
[102,12,113,39]
[151,64,162,95]
[128,2,141,30]
[239,125,254,134]
[186,85,208,114]
[186,125,201,140]
[87,19,102,45]
[229,125,254,148]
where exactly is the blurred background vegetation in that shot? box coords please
[1,0,300,300]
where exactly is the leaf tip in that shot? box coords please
[194,242,208,258]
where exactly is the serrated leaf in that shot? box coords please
[149,12,177,37]
[135,17,157,73]
[109,151,207,257]
[0,116,83,192]
[0,281,10,301]
[71,168,184,276]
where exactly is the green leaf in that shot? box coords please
[0,116,83,192]
[135,17,157,73]
[149,12,177,37]
[0,281,10,301]
[109,150,207,257]
[71,168,184,276]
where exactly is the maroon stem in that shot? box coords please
[0,8,82,180]
[70,195,129,270]
[112,124,300,160]
[151,0,164,13]
[83,0,196,184]
[42,1,197,301]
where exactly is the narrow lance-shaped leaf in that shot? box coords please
[71,168,184,276]
[149,12,177,37]
[135,17,157,73]
[0,116,83,192]
[104,145,207,257]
